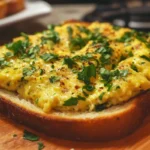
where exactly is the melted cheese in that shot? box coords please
[0,22,150,112]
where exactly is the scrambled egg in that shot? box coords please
[0,22,150,112]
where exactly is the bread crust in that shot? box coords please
[0,89,150,141]
[6,0,25,15]
[0,0,7,19]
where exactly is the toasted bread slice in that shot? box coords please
[6,0,25,15]
[0,89,150,141]
[0,0,7,19]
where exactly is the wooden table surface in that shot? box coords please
[0,114,150,150]
[0,3,150,150]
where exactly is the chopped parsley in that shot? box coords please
[64,57,76,68]
[131,63,138,72]
[40,53,58,62]
[128,51,133,57]
[77,26,90,34]
[23,130,39,141]
[106,83,113,91]
[119,69,128,77]
[67,26,73,39]
[69,36,87,51]
[49,76,60,83]
[83,84,95,91]
[95,103,107,111]
[136,32,150,48]
[13,134,17,137]
[6,32,30,56]
[0,58,10,68]
[38,142,45,150]
[120,55,126,61]
[41,25,60,45]
[47,24,55,30]
[140,55,150,62]
[117,32,133,42]
[27,45,40,58]
[5,52,14,58]
[41,32,60,44]
[113,25,121,31]
[100,68,128,84]
[78,64,96,84]
[63,96,85,106]
[39,69,45,75]
[99,92,105,100]
[89,31,109,46]
[96,46,113,65]
[22,66,36,78]
[100,68,112,82]
[21,32,29,40]
[80,53,93,61]
[117,31,150,48]
[6,33,40,59]
[115,85,121,90]
[73,54,99,67]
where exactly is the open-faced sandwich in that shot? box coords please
[0,21,150,141]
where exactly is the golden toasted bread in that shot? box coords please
[6,0,25,15]
[0,0,7,19]
[0,89,150,141]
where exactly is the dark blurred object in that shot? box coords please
[44,0,99,4]
[83,0,150,31]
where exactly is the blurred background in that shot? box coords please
[0,0,150,44]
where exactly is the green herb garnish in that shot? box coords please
[67,26,73,39]
[95,103,107,111]
[23,130,39,141]
[38,142,45,150]
[21,32,29,40]
[22,66,36,77]
[49,76,60,83]
[99,92,105,100]
[83,84,95,91]
[131,63,138,72]
[13,134,17,137]
[69,36,87,51]
[5,52,14,58]
[113,25,121,31]
[89,30,109,46]
[100,68,128,85]
[96,46,113,65]
[27,45,40,58]
[47,24,55,30]
[0,58,10,68]
[136,32,150,48]
[40,53,58,62]
[119,69,128,77]
[6,40,29,56]
[106,83,113,91]
[78,64,96,84]
[41,25,60,45]
[63,96,85,106]
[77,26,90,34]
[39,69,45,75]
[115,85,121,90]
[128,51,133,57]
[140,55,150,62]
[117,32,133,42]
[64,57,76,68]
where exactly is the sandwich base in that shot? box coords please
[0,89,150,141]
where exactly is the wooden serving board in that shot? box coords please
[0,114,150,150]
